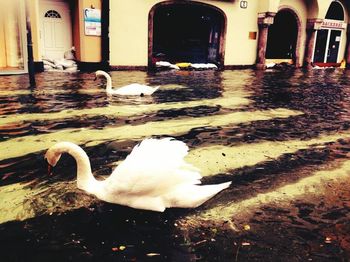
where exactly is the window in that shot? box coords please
[44,10,61,18]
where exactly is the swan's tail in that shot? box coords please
[152,86,160,94]
[167,181,231,209]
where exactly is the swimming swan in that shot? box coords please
[45,139,231,212]
[95,70,159,96]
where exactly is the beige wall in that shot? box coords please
[109,0,260,67]
[109,1,154,66]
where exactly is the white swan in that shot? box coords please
[45,139,231,212]
[95,70,159,96]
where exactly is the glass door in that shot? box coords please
[327,30,341,63]
[313,29,342,64]
[313,29,328,63]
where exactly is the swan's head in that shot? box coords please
[44,146,62,168]
[95,70,109,80]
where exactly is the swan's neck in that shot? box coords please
[59,143,98,193]
[103,73,112,93]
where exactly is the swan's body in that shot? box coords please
[95,70,159,96]
[45,139,231,212]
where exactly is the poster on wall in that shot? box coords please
[84,8,101,36]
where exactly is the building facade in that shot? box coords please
[1,0,350,75]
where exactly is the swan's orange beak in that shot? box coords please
[47,164,53,176]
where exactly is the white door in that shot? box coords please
[40,1,72,59]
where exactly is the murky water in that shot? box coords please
[1,68,350,261]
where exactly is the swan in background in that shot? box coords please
[95,70,159,96]
[45,139,231,212]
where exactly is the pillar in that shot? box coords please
[256,12,276,70]
[345,24,350,66]
[303,19,323,69]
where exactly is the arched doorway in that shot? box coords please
[149,1,226,68]
[265,9,299,65]
[39,0,73,60]
[312,1,346,66]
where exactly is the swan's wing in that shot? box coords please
[104,138,202,195]
[114,83,157,95]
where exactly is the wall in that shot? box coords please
[109,0,260,67]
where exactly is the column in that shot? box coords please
[303,19,323,69]
[345,24,350,66]
[256,12,275,70]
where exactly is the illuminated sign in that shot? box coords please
[321,19,346,29]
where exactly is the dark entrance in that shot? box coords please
[266,10,298,60]
[313,1,345,65]
[150,2,225,66]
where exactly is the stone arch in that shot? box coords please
[148,1,227,69]
[306,0,319,18]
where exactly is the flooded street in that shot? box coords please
[1,68,350,261]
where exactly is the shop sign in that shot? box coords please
[84,8,101,36]
[321,19,346,29]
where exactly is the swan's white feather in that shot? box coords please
[111,83,159,96]
[105,138,201,196]
[95,70,159,96]
[46,140,231,212]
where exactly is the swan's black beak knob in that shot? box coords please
[140,93,144,97]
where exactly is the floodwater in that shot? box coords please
[1,68,350,261]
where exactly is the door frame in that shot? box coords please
[39,0,73,60]
[312,27,344,66]
[148,0,227,69]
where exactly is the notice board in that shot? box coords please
[84,8,101,36]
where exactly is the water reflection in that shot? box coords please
[1,68,350,260]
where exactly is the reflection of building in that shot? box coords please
[2,0,350,75]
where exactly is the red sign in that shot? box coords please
[321,19,346,29]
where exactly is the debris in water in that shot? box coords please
[325,237,332,244]
[111,245,126,252]
[243,224,251,231]
[194,239,207,246]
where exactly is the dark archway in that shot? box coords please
[266,10,299,61]
[148,1,226,68]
